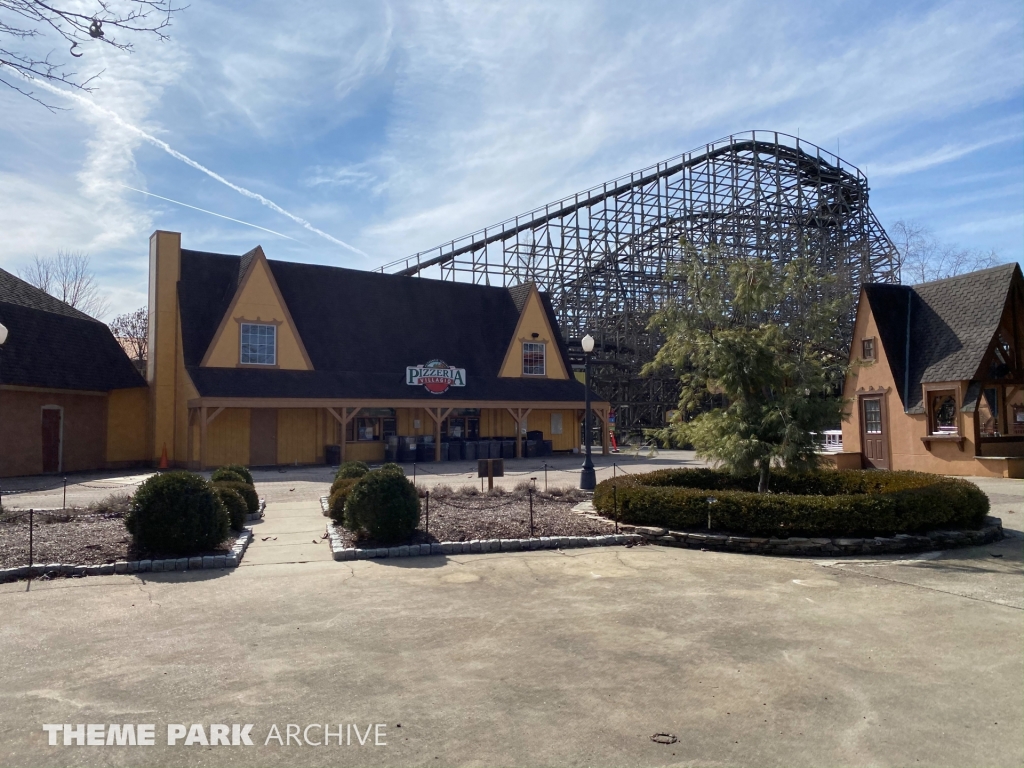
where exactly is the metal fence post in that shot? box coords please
[28,508,34,568]
[413,463,417,486]
[62,476,67,511]
[543,462,548,492]
[425,490,430,536]
[528,485,534,538]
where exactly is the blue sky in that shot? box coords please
[1,0,1021,319]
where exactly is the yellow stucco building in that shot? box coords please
[147,231,608,469]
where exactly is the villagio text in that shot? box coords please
[42,723,389,747]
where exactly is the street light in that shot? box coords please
[579,333,596,490]
[0,321,6,512]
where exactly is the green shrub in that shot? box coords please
[335,461,370,480]
[212,480,259,514]
[593,468,989,538]
[376,462,406,476]
[211,467,247,484]
[344,469,419,542]
[214,486,249,531]
[217,464,254,485]
[125,471,229,554]
[328,478,360,523]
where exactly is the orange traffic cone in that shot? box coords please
[158,443,169,470]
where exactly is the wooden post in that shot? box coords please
[199,405,208,470]
[506,407,532,459]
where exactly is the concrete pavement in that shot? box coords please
[0,528,1021,767]
[242,500,333,567]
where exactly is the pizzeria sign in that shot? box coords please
[406,360,466,394]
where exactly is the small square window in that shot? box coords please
[522,342,546,376]
[862,338,875,360]
[929,391,958,435]
[240,323,276,365]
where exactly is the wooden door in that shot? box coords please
[41,407,62,473]
[249,409,278,466]
[860,396,889,469]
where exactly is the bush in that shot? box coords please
[328,478,359,523]
[217,464,254,485]
[593,468,989,538]
[211,468,247,484]
[125,471,229,554]
[377,462,406,476]
[212,480,259,514]
[214,486,249,531]
[344,469,419,543]
[335,461,370,480]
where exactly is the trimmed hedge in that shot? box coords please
[335,461,370,480]
[217,464,254,485]
[125,471,229,554]
[343,469,419,543]
[214,485,249,531]
[593,468,989,538]
[212,480,259,514]
[211,468,247,485]
[328,478,359,523]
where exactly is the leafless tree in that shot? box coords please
[20,250,111,318]
[1,0,184,110]
[891,220,1002,285]
[109,305,147,371]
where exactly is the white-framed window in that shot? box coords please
[550,412,563,435]
[522,341,546,376]
[240,323,276,365]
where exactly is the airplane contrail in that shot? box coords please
[119,185,297,241]
[26,77,370,258]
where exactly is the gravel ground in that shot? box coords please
[0,508,239,568]
[331,490,616,549]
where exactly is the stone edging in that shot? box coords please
[246,499,267,523]
[620,516,1004,556]
[319,496,641,559]
[0,529,253,583]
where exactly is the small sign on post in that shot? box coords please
[477,458,504,490]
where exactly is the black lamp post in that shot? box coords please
[580,333,596,490]
[0,321,7,512]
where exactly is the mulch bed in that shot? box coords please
[0,509,238,568]
[331,493,616,550]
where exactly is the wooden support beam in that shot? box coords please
[506,407,533,458]
[206,406,225,426]
[199,405,208,470]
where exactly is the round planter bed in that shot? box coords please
[593,468,1000,556]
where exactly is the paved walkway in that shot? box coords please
[240,499,333,566]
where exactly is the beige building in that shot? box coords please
[840,263,1024,478]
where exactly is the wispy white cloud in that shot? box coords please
[25,76,370,258]
[867,133,1023,178]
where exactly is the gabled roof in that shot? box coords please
[0,268,146,392]
[178,249,591,402]
[861,262,1022,413]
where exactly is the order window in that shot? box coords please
[523,342,546,376]
[240,323,276,365]
[929,391,958,434]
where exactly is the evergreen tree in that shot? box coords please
[647,240,851,492]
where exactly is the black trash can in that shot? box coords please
[489,440,502,459]
[525,439,538,458]
[325,444,341,466]
[501,440,515,459]
[439,442,449,461]
[526,430,544,442]
[542,440,553,456]
[464,441,477,461]
[399,436,418,462]
[449,441,464,461]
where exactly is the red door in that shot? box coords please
[860,397,889,469]
[41,408,62,473]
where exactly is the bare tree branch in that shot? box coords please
[0,0,185,109]
[19,249,111,318]
[891,219,1003,284]
[109,305,147,371]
